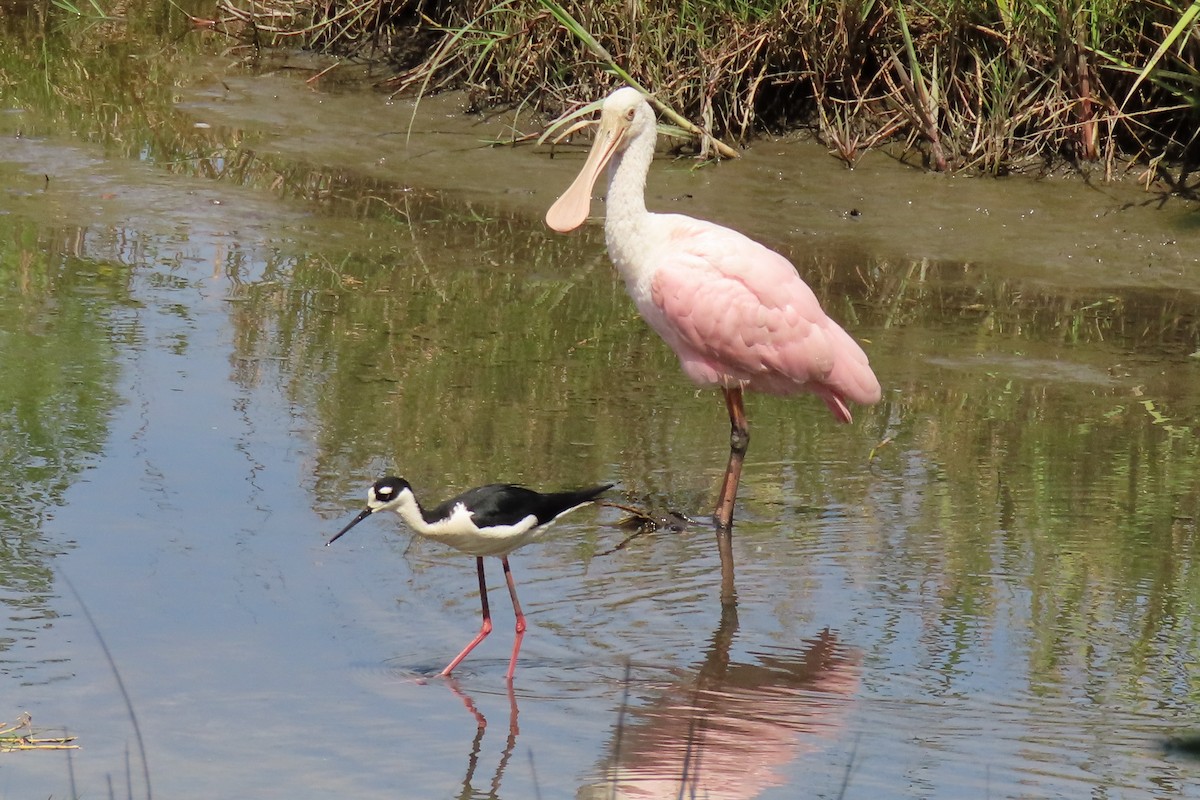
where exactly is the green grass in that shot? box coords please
[214,0,1200,177]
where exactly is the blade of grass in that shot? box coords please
[534,0,739,159]
[536,98,604,145]
[893,1,948,170]
[1120,0,1200,109]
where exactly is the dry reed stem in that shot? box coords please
[0,713,79,752]
[213,0,1200,178]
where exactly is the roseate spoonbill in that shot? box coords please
[545,88,880,600]
[328,476,611,681]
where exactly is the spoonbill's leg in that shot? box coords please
[715,385,748,606]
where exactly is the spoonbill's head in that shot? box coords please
[545,87,656,233]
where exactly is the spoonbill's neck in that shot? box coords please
[604,127,656,274]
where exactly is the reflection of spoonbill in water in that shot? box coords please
[327,476,610,681]
[580,613,862,800]
[546,88,881,602]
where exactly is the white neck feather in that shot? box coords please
[393,495,433,535]
[604,124,656,276]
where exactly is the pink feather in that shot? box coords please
[648,219,878,421]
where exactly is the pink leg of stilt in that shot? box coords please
[441,557,492,676]
[501,557,526,682]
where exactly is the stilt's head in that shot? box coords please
[326,476,415,545]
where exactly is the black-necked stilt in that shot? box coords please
[327,476,611,680]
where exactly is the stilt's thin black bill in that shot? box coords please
[327,508,373,546]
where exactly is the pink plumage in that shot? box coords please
[646,216,879,419]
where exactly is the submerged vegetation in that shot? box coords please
[212,0,1200,176]
[0,714,77,751]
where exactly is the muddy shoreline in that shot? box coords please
[178,62,1200,295]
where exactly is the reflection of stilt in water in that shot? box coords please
[584,606,862,800]
[445,678,520,799]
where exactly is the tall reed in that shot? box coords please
[215,0,1200,175]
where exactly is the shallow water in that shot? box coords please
[2,28,1200,800]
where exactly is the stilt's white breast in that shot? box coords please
[417,503,543,557]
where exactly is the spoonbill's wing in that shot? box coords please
[648,217,880,416]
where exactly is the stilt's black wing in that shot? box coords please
[428,484,611,528]
[530,484,612,524]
